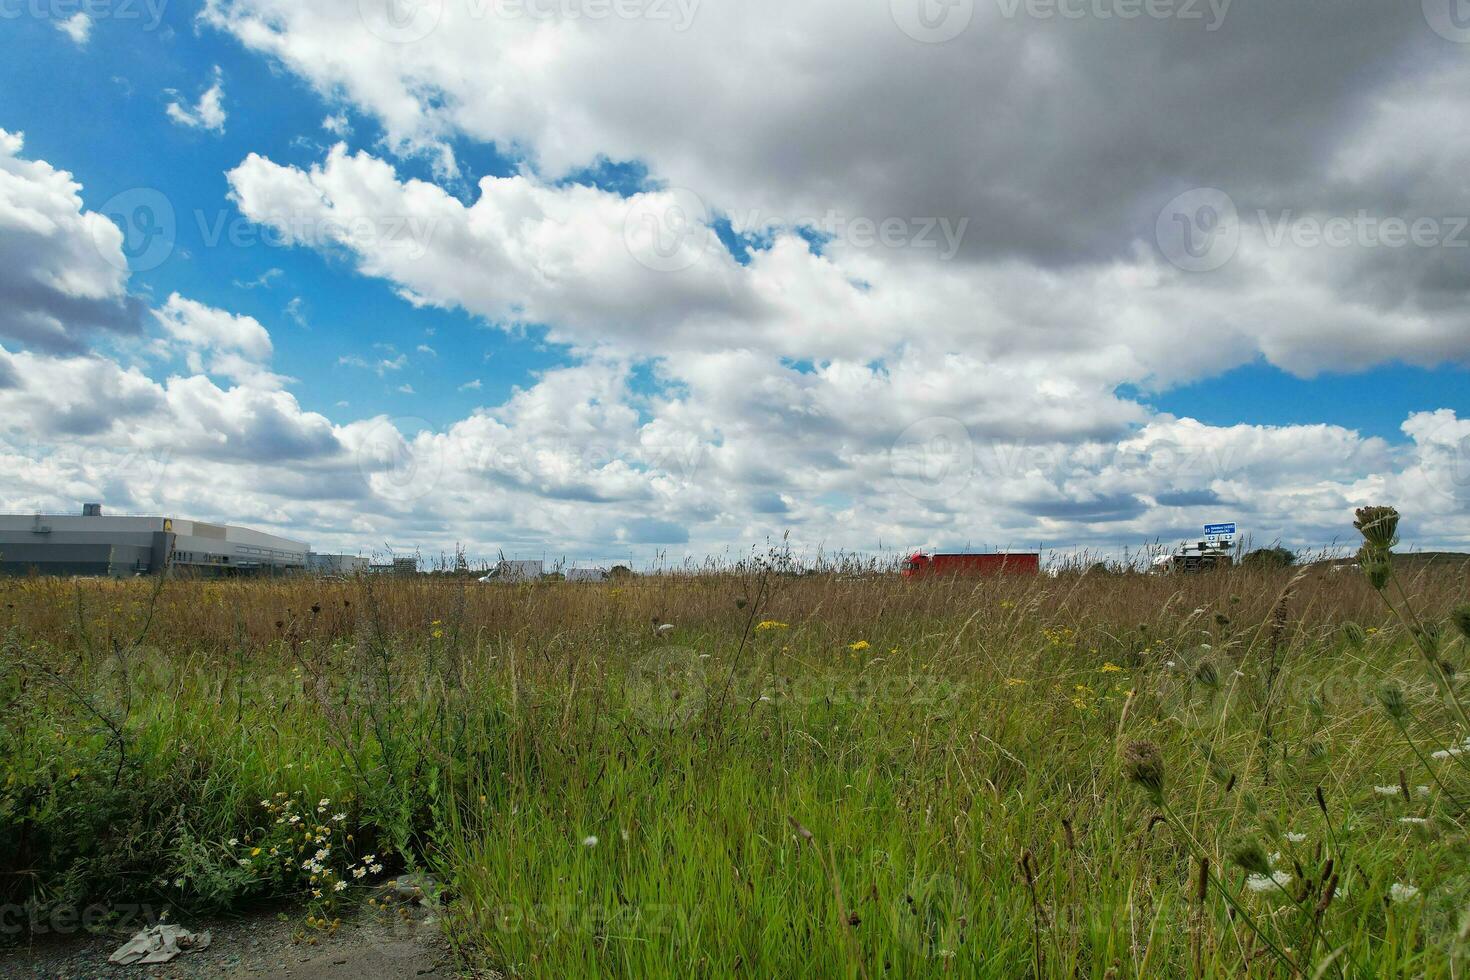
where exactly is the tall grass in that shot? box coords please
[2,548,1468,976]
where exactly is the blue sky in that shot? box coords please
[0,9,566,429]
[2,1,1468,560]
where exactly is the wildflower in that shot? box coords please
[755,621,790,631]
[364,854,376,863]
[312,889,322,899]
[369,863,382,874]
[228,838,239,847]
[1004,678,1027,687]
[252,848,262,856]
[353,867,367,879]
[1122,741,1165,804]
[332,813,346,823]
[1354,506,1400,551]
[1099,662,1122,673]
[1389,882,1420,903]
[849,640,870,652]
[334,880,348,892]
[582,835,599,847]
[1000,600,1015,610]
[315,848,331,861]
[1285,832,1307,843]
[173,878,184,889]
[238,859,251,867]
[1245,871,1292,893]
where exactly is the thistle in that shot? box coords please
[1123,740,1165,804]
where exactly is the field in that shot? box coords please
[3,522,1470,977]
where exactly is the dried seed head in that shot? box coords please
[1357,545,1392,591]
[1195,661,1220,690]
[1122,741,1165,803]
[1354,506,1400,551]
[1229,840,1272,877]
[1377,682,1407,721]
[1452,606,1470,644]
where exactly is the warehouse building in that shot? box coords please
[306,553,371,576]
[0,505,309,577]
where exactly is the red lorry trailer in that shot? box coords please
[902,552,1040,578]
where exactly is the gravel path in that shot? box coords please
[0,903,461,979]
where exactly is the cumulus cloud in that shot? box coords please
[0,129,143,352]
[6,6,1470,558]
[166,67,227,132]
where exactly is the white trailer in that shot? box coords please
[564,567,610,583]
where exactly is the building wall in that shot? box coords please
[0,514,309,577]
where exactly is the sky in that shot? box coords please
[1,0,1469,565]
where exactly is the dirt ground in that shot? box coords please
[0,903,464,979]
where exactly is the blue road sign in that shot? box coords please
[1205,523,1237,537]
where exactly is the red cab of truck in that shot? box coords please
[902,552,1040,578]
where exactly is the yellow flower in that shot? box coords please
[755,621,790,631]
[1004,678,1027,687]
[848,640,870,652]
[999,600,1015,610]
[1099,663,1122,673]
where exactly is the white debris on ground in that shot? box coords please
[107,924,212,965]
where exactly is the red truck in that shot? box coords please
[902,552,1040,579]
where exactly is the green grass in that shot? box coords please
[2,553,1469,976]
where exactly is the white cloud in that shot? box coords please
[154,293,272,362]
[166,67,227,133]
[6,9,1470,559]
[0,129,140,352]
[54,13,92,45]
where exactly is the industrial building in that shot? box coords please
[0,505,309,577]
[306,553,371,576]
